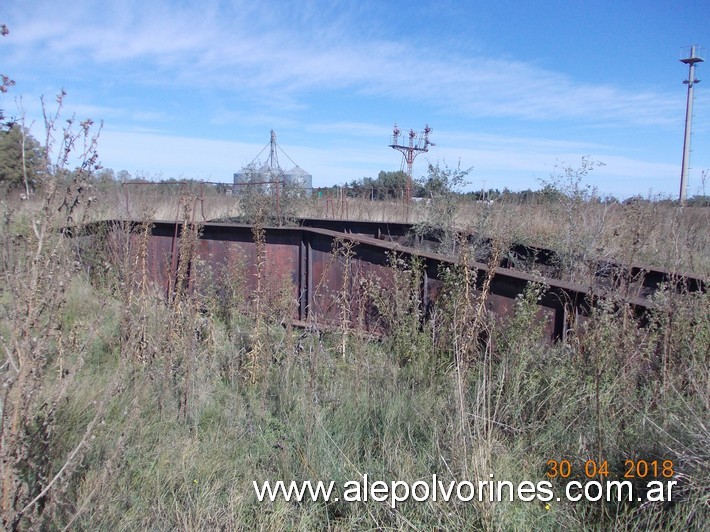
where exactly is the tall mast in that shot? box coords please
[679,45,704,204]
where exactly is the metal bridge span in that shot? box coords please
[82,219,675,342]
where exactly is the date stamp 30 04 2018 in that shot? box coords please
[545,459,675,480]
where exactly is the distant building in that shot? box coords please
[284,165,312,194]
[233,131,312,196]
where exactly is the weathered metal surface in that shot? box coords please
[75,219,658,343]
[294,217,706,297]
[67,219,668,344]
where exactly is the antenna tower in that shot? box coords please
[389,123,435,201]
[679,45,703,204]
[268,129,280,170]
[248,129,299,173]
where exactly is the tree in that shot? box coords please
[0,124,45,194]
[416,162,470,199]
[1,24,16,128]
[374,170,408,199]
[413,162,472,254]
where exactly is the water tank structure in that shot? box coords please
[233,170,249,185]
[233,130,311,196]
[234,163,280,186]
[284,165,313,196]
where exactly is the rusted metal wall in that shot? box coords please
[74,220,657,342]
[296,218,706,297]
[112,220,653,341]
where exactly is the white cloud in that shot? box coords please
[3,0,702,198]
[97,126,679,198]
[4,0,681,126]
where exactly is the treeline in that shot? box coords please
[0,124,227,195]
[331,166,710,206]
[331,165,471,200]
[3,125,708,206]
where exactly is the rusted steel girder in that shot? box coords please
[76,219,657,342]
[293,218,706,297]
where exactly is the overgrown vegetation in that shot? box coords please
[0,92,708,530]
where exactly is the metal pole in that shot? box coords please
[680,45,703,204]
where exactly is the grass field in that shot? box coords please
[1,165,709,530]
[18,176,708,276]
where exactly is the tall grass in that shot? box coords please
[10,265,701,530]
[0,114,707,529]
[81,177,710,279]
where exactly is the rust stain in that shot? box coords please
[84,220,663,342]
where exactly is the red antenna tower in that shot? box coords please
[389,123,434,201]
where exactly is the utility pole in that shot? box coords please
[679,45,703,204]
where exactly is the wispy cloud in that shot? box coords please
[5,0,680,127]
[3,0,701,197]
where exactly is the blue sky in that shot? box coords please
[1,0,708,198]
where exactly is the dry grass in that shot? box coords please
[2,185,708,530]
[53,179,708,278]
[1,124,708,529]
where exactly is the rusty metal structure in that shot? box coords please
[389,124,435,202]
[72,218,706,344]
[294,218,706,297]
